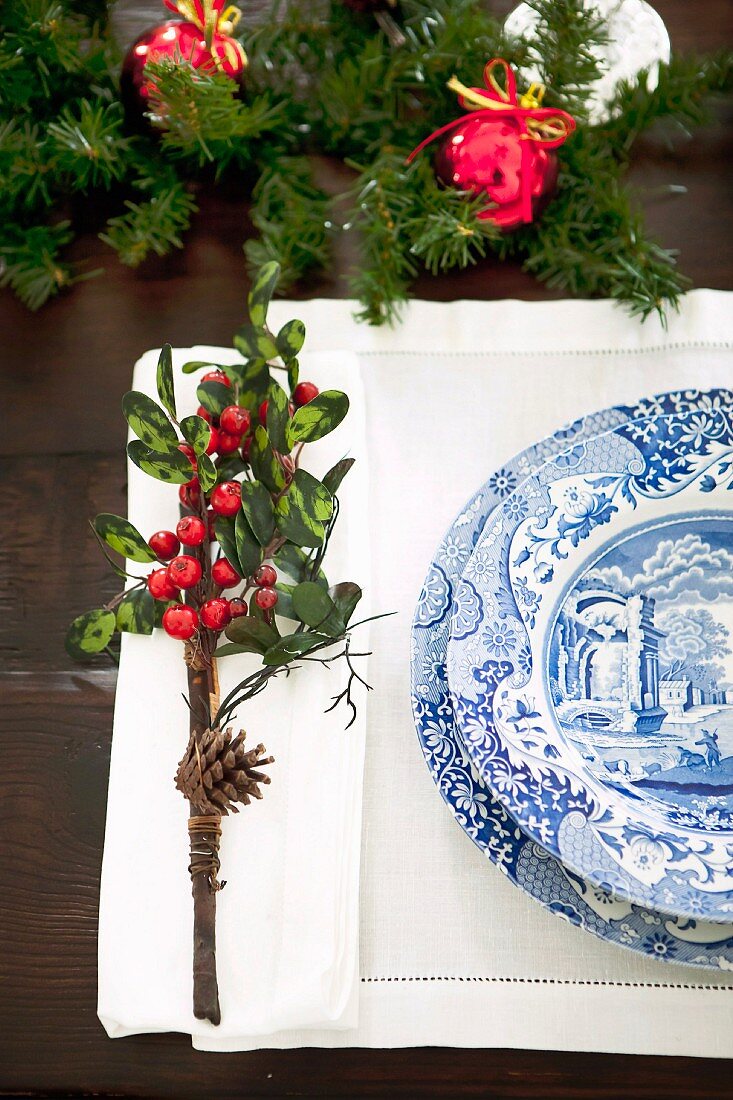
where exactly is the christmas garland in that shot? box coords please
[2,0,731,320]
[66,262,380,1023]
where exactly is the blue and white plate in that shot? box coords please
[412,389,733,968]
[448,397,733,925]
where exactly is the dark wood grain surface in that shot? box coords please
[1,2,732,1096]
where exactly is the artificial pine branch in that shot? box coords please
[244,156,330,292]
[100,184,198,267]
[0,222,100,310]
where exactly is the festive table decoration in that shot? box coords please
[120,0,247,125]
[66,262,379,1025]
[2,0,730,320]
[407,59,575,231]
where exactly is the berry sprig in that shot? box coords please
[65,262,383,1026]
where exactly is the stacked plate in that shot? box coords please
[411,388,733,969]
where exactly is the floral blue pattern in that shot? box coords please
[412,389,733,969]
[447,397,733,923]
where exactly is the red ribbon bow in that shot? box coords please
[407,58,576,225]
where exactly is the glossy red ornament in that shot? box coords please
[167,554,203,589]
[162,603,199,639]
[120,1,247,125]
[148,529,180,560]
[408,59,575,232]
[212,557,241,588]
[200,597,232,631]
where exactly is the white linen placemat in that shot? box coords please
[196,291,733,1056]
[97,350,371,1042]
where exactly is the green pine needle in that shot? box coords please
[100,185,198,268]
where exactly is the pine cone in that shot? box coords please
[175,727,274,815]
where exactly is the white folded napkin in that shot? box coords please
[97,348,371,1042]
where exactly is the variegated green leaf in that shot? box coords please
[287,357,299,393]
[275,468,333,547]
[262,631,331,666]
[116,587,156,635]
[156,343,176,421]
[238,358,271,413]
[276,319,305,363]
[127,440,193,483]
[287,390,349,445]
[197,452,217,493]
[234,323,278,362]
[266,380,291,454]
[122,390,178,451]
[250,425,286,493]
[247,261,280,327]
[322,457,355,495]
[180,414,212,455]
[65,608,116,660]
[93,513,157,562]
[197,379,231,417]
[240,479,275,545]
[235,510,262,576]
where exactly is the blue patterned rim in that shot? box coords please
[448,396,733,923]
[412,389,733,968]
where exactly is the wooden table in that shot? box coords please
[1,2,732,1095]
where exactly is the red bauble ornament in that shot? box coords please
[162,603,199,639]
[200,597,232,631]
[120,1,247,125]
[167,554,203,589]
[408,59,575,232]
[212,557,241,588]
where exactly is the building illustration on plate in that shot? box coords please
[550,585,668,733]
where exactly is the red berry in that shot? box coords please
[196,405,213,424]
[148,530,180,561]
[293,381,319,407]
[228,597,248,618]
[200,597,232,631]
[210,481,241,516]
[241,436,252,463]
[166,554,202,590]
[220,405,251,436]
[177,442,196,467]
[212,557,241,588]
[162,603,199,640]
[176,515,207,547]
[255,587,278,611]
[178,481,201,510]
[205,426,219,455]
[254,564,277,587]
[202,370,231,388]
[147,567,179,601]
[258,399,268,426]
[216,430,241,455]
